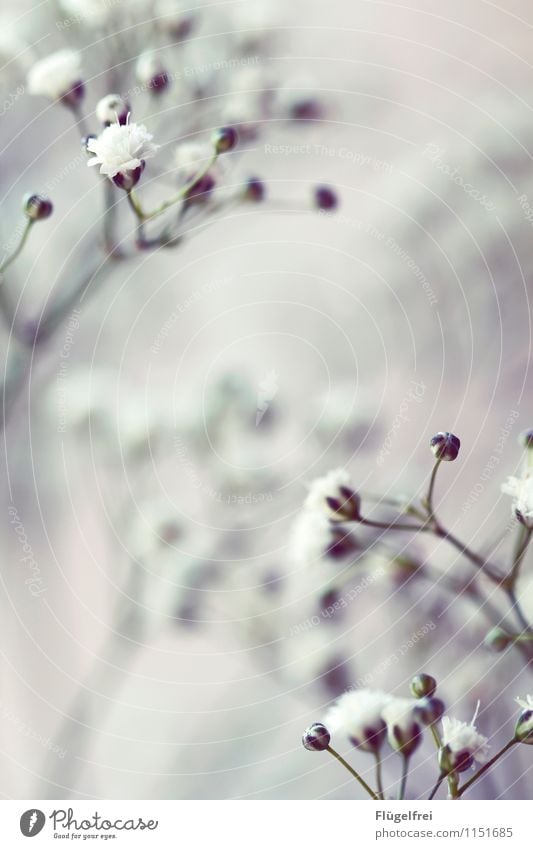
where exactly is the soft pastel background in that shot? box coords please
[1,0,533,799]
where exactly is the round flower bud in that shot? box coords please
[514,709,533,744]
[314,185,338,210]
[96,93,129,126]
[302,722,330,751]
[325,486,361,522]
[484,627,512,653]
[212,126,238,154]
[430,431,461,461]
[519,430,533,449]
[414,697,445,726]
[244,176,265,202]
[23,194,53,221]
[410,673,437,699]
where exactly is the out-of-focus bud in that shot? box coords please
[439,744,473,774]
[302,722,330,751]
[155,0,197,40]
[212,126,238,154]
[484,627,512,653]
[96,93,129,126]
[325,486,361,522]
[519,430,533,449]
[136,52,170,95]
[410,674,437,699]
[314,185,338,210]
[414,697,445,726]
[244,176,265,202]
[23,194,53,221]
[430,431,461,461]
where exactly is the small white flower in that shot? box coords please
[441,713,490,770]
[304,468,357,519]
[516,694,533,710]
[289,511,333,568]
[136,51,168,87]
[96,93,129,126]
[325,689,390,752]
[382,697,422,755]
[27,49,82,101]
[59,0,111,26]
[502,470,533,527]
[87,121,159,178]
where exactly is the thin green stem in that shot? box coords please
[360,517,426,533]
[375,752,384,800]
[126,152,218,223]
[428,773,445,800]
[326,745,379,800]
[425,458,442,520]
[0,220,33,275]
[431,524,502,584]
[506,587,531,634]
[398,755,411,800]
[507,526,532,588]
[456,740,518,798]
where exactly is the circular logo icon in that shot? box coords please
[20,810,46,837]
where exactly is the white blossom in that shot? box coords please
[382,697,422,755]
[516,694,533,710]
[502,470,533,528]
[289,510,333,568]
[441,714,490,767]
[95,94,129,126]
[304,468,352,513]
[87,121,158,178]
[27,49,82,101]
[136,51,167,86]
[59,0,111,26]
[325,689,390,751]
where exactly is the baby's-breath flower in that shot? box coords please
[59,0,111,27]
[155,0,196,39]
[439,711,490,773]
[27,49,84,104]
[136,52,170,94]
[516,695,533,710]
[87,121,158,186]
[382,697,422,756]
[502,470,533,528]
[96,94,130,126]
[325,689,390,753]
[304,468,360,521]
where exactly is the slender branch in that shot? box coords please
[375,752,384,800]
[126,152,218,224]
[424,458,442,520]
[398,754,411,800]
[0,220,34,275]
[325,745,379,800]
[456,740,518,798]
[506,586,531,634]
[428,773,445,800]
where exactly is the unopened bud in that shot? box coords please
[325,486,361,522]
[212,126,238,154]
[96,93,129,126]
[23,194,53,221]
[514,709,533,744]
[430,431,461,461]
[414,697,445,726]
[302,722,330,751]
[314,185,338,210]
[410,673,437,698]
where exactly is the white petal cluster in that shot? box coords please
[441,715,490,765]
[136,51,166,85]
[27,49,82,100]
[502,470,533,527]
[325,689,390,748]
[516,694,533,710]
[59,0,111,26]
[304,468,352,513]
[87,121,159,178]
[382,697,418,733]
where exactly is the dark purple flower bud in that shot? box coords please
[414,697,445,726]
[520,429,533,449]
[23,194,53,221]
[515,709,533,744]
[244,177,265,202]
[60,80,85,108]
[212,126,238,154]
[325,486,361,522]
[112,161,145,191]
[314,185,338,210]
[302,722,330,751]
[430,431,461,461]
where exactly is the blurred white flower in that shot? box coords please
[96,93,129,126]
[441,714,490,768]
[87,121,158,178]
[325,689,390,752]
[502,470,533,528]
[174,141,217,180]
[289,510,333,568]
[382,697,422,756]
[59,0,111,26]
[27,49,82,101]
[135,51,169,92]
[155,0,197,38]
[304,468,352,514]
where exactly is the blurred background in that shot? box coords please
[1,0,533,799]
